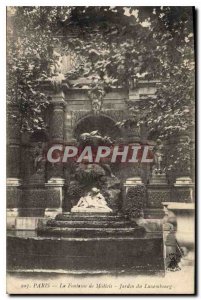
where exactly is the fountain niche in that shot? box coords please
[33,129,163,274]
[38,130,146,237]
[7,116,164,275]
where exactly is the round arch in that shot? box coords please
[73,114,122,140]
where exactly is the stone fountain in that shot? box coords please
[7,131,165,275]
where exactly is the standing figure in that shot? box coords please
[153,139,164,173]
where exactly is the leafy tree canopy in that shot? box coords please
[7,6,195,176]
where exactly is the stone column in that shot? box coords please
[173,135,194,202]
[45,91,66,217]
[7,104,21,229]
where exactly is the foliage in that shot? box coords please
[7,7,71,132]
[67,180,83,207]
[75,164,106,184]
[124,185,146,218]
[7,6,195,174]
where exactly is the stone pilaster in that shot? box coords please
[49,91,65,178]
[46,92,66,215]
[19,183,46,217]
[45,178,65,218]
[51,93,65,143]
[64,110,74,142]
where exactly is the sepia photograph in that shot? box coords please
[6,5,196,294]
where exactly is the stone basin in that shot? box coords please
[7,211,165,274]
[162,202,195,265]
[7,230,165,275]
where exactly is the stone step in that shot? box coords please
[38,226,145,238]
[60,212,117,216]
[55,213,125,222]
[46,219,134,228]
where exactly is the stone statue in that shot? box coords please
[34,143,45,173]
[153,139,164,173]
[29,142,46,183]
[79,130,113,147]
[71,187,112,212]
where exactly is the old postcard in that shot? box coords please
[6,6,195,294]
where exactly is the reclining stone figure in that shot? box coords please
[71,187,112,213]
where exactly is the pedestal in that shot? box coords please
[147,185,170,207]
[45,177,65,218]
[20,183,46,217]
[7,178,21,229]
[145,172,170,220]
[147,172,170,209]
[174,177,194,202]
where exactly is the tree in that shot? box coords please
[7,7,71,132]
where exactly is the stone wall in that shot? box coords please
[6,80,194,225]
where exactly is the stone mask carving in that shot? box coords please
[91,98,102,115]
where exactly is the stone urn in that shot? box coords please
[162,202,195,266]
